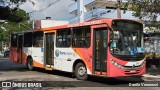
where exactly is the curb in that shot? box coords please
[142,74,160,79]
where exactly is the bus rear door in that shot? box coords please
[17,34,23,64]
[44,33,55,68]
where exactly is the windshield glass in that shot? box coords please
[110,20,143,55]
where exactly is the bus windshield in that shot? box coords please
[110,20,143,56]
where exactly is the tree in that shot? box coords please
[0,0,32,51]
[0,8,31,51]
[0,0,28,22]
[125,0,160,27]
[2,20,32,43]
[0,6,29,22]
[0,7,31,41]
[0,0,26,6]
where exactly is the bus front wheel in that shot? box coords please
[75,63,88,80]
[27,58,34,71]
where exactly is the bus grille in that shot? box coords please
[124,70,140,74]
[123,65,141,69]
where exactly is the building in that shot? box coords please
[68,0,138,24]
[19,0,140,23]
[20,0,74,21]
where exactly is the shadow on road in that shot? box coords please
[0,58,27,72]
[34,68,74,79]
[0,58,144,86]
[87,76,144,86]
[34,68,144,86]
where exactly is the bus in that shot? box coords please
[10,18,146,80]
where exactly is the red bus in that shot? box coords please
[10,18,146,80]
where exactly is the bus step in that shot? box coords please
[45,67,53,71]
[92,74,107,77]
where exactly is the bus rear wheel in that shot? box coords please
[27,58,34,71]
[75,63,88,80]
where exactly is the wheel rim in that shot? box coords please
[78,66,86,76]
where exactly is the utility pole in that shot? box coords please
[117,0,122,18]
[77,0,84,22]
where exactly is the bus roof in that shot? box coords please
[11,18,142,35]
[12,30,33,34]
[34,18,141,31]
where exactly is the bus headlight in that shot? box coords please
[111,59,123,69]
[140,60,146,68]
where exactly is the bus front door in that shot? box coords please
[17,35,23,64]
[45,33,55,68]
[93,27,108,75]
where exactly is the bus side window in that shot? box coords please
[72,26,91,48]
[11,34,18,47]
[56,29,71,47]
[33,32,43,47]
[24,32,33,47]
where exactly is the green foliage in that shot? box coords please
[0,0,28,22]
[0,28,3,41]
[124,0,160,28]
[0,7,30,45]
[0,0,26,4]
[10,0,26,4]
[126,0,160,21]
[10,9,30,22]
[0,21,32,45]
[0,0,30,49]
[0,7,29,22]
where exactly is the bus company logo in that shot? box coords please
[55,49,60,57]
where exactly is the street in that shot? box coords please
[0,58,159,90]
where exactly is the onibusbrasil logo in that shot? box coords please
[55,49,60,57]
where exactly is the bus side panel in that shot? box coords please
[10,48,18,63]
[54,48,77,72]
[73,48,92,75]
[10,34,18,63]
[22,47,33,65]
[32,48,44,68]
[54,47,92,74]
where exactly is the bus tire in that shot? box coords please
[27,57,34,71]
[75,63,88,80]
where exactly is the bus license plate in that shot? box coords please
[130,70,136,73]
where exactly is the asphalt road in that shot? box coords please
[0,58,159,90]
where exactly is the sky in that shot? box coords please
[12,0,160,23]
[0,0,5,7]
[20,0,74,21]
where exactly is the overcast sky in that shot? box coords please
[20,0,74,20]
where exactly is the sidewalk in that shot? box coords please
[142,68,160,80]
[143,74,160,79]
